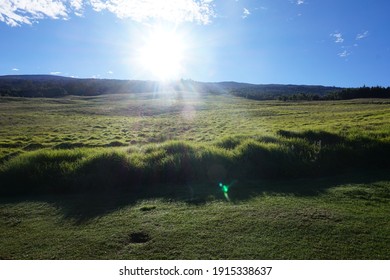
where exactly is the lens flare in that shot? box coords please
[219,182,230,201]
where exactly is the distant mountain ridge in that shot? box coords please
[0,75,75,81]
[2,75,389,100]
[0,75,344,99]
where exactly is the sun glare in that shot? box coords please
[138,27,186,81]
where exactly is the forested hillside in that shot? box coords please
[0,75,339,98]
[1,75,389,100]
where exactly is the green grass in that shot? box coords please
[1,94,390,161]
[1,133,389,196]
[1,174,389,259]
[0,92,390,259]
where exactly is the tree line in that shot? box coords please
[1,75,389,101]
[0,76,160,97]
[277,86,390,101]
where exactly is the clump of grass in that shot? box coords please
[215,136,245,150]
[74,150,132,192]
[136,141,232,184]
[22,143,46,151]
[106,141,128,147]
[1,130,390,196]
[53,142,87,149]
[0,149,88,195]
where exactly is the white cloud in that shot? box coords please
[356,31,369,40]
[50,71,62,75]
[107,70,114,75]
[70,0,83,11]
[0,0,68,26]
[89,0,215,24]
[89,0,106,12]
[70,0,84,16]
[290,0,304,5]
[242,8,250,19]
[0,0,215,26]
[338,50,351,58]
[331,32,344,43]
[12,68,19,71]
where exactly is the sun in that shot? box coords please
[138,26,186,81]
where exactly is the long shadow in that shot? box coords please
[2,129,390,223]
[1,168,389,224]
[230,168,390,199]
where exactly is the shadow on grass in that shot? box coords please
[1,168,389,224]
[231,168,390,198]
[1,129,390,223]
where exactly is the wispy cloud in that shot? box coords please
[330,32,344,43]
[330,30,368,59]
[107,70,114,75]
[290,0,304,5]
[50,71,61,75]
[70,0,84,11]
[356,30,369,40]
[70,0,84,17]
[90,0,215,24]
[12,68,19,71]
[338,50,351,58]
[0,0,215,27]
[242,8,250,19]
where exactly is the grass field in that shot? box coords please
[0,92,389,259]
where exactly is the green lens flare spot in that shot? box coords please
[219,182,231,201]
[219,182,229,194]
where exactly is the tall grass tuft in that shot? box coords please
[0,149,87,195]
[1,130,390,196]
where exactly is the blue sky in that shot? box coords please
[1,0,389,87]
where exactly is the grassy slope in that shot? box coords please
[0,93,389,259]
